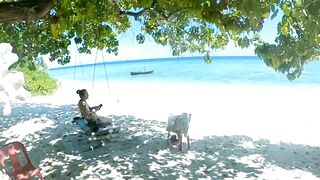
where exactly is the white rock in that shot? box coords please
[0,43,31,116]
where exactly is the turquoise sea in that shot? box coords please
[49,56,320,86]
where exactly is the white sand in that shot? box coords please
[1,80,320,179]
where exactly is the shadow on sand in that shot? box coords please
[0,103,320,179]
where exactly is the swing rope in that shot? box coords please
[73,51,77,83]
[73,17,112,95]
[73,44,87,84]
[91,24,111,95]
[91,49,99,91]
[73,17,87,85]
[90,49,112,96]
[101,50,112,96]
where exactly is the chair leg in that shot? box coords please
[36,171,44,180]
[31,168,44,180]
[167,132,170,145]
[178,133,182,151]
[187,135,190,150]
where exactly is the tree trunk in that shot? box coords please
[0,0,54,22]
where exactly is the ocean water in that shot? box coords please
[48,56,320,86]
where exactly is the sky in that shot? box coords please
[46,13,280,69]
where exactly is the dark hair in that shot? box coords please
[76,89,87,98]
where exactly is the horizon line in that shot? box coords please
[48,55,259,70]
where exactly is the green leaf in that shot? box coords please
[238,37,250,48]
[136,33,145,44]
[204,51,212,64]
[271,9,279,20]
[1,0,320,81]
[50,24,59,37]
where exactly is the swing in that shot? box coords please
[72,49,113,136]
[72,116,99,136]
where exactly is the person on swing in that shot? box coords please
[76,89,113,127]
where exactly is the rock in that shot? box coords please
[0,43,31,116]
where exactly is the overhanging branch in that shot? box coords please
[119,9,146,18]
[108,0,147,18]
[0,0,54,22]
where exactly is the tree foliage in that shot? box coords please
[0,0,320,80]
[15,64,58,96]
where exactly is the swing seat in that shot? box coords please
[72,117,99,136]
[72,116,120,138]
[0,141,44,180]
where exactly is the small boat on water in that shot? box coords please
[130,70,154,76]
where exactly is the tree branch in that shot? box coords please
[108,0,147,18]
[0,0,54,22]
[119,9,146,18]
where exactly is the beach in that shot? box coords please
[1,80,320,179]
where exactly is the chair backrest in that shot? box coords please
[0,141,32,175]
[187,113,191,123]
[167,113,191,136]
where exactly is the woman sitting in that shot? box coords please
[76,89,112,127]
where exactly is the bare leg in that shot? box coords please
[98,117,112,126]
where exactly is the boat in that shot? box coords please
[130,70,154,76]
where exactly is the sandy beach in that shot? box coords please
[1,80,320,179]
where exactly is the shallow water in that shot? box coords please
[49,56,320,86]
